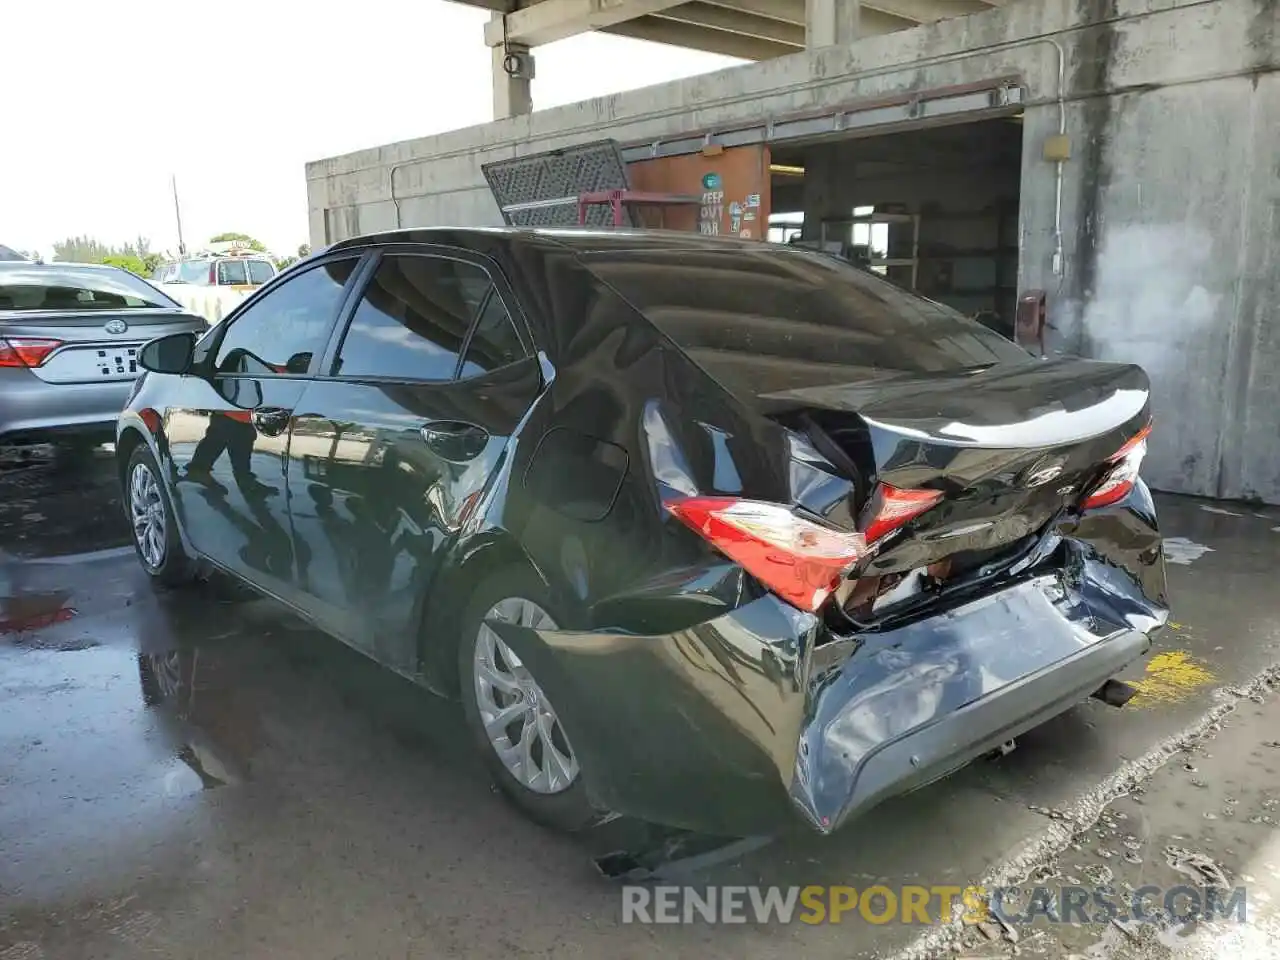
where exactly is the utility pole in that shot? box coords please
[171,175,186,256]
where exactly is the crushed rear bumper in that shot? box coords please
[490,525,1168,837]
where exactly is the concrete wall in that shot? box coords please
[307,0,1280,503]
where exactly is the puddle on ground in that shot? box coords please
[1164,538,1216,565]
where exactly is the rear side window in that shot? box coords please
[216,260,248,285]
[582,248,1028,374]
[458,292,524,377]
[334,254,517,381]
[213,259,358,375]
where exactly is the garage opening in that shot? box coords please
[482,106,1025,340]
[767,117,1024,338]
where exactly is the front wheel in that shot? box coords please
[126,445,196,586]
[457,570,598,832]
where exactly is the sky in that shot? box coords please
[1,1,741,261]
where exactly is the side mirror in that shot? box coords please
[139,332,196,374]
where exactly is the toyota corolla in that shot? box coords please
[115,229,1168,837]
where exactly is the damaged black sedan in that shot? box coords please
[116,228,1168,837]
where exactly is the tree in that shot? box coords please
[50,235,158,275]
[272,243,312,273]
[102,253,148,277]
[53,235,115,263]
[209,231,266,252]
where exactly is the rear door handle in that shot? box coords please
[252,406,292,436]
[420,420,489,462]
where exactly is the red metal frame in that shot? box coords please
[577,190,702,228]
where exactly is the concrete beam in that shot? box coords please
[447,0,515,10]
[861,0,991,24]
[699,0,806,25]
[859,7,921,32]
[805,0,860,47]
[600,14,800,57]
[483,0,686,47]
[654,2,805,43]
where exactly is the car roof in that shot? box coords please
[326,226,771,256]
[0,260,121,272]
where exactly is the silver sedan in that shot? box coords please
[0,262,207,448]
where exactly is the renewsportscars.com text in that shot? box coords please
[621,884,1248,926]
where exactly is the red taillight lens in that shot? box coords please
[1082,422,1152,510]
[0,337,62,368]
[666,496,867,612]
[209,263,217,285]
[1107,421,1153,463]
[860,483,945,545]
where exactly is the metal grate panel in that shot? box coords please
[482,140,634,228]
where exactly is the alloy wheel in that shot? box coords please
[473,598,580,794]
[129,462,167,569]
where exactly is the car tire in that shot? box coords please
[125,444,196,587]
[457,568,599,832]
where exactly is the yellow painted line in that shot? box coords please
[1128,650,1217,708]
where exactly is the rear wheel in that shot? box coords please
[457,570,598,831]
[126,445,196,586]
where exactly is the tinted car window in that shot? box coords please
[0,264,179,310]
[458,292,525,378]
[217,260,248,285]
[583,248,1029,376]
[213,259,357,376]
[334,255,497,381]
[247,260,274,284]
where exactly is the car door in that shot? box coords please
[286,249,540,673]
[164,255,364,605]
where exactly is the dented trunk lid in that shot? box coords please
[759,358,1152,575]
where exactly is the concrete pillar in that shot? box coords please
[491,14,533,120]
[801,145,853,242]
[805,0,860,49]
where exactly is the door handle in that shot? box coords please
[251,406,292,436]
[420,421,489,462]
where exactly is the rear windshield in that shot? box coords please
[581,247,1028,375]
[0,264,178,310]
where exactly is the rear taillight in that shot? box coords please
[1082,422,1152,510]
[666,497,866,612]
[0,337,62,368]
[209,263,218,285]
[860,483,945,544]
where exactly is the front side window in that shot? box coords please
[334,254,512,381]
[213,259,357,376]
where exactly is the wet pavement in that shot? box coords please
[2,444,1279,959]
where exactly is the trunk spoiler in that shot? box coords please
[754,359,1150,449]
